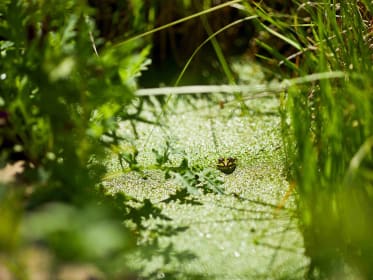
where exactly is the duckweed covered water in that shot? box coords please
[104,94,308,279]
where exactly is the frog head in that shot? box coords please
[217,157,237,174]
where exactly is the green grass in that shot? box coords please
[264,1,373,278]
[2,0,371,278]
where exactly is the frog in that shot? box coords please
[217,157,237,174]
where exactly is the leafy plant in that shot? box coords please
[0,0,153,277]
[153,141,225,195]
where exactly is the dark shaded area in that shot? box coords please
[88,1,256,86]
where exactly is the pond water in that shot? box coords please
[104,93,308,279]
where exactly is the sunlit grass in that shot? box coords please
[254,1,373,278]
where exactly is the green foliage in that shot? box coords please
[258,1,373,278]
[153,142,225,195]
[0,1,232,277]
[6,0,373,278]
[0,0,152,277]
[23,202,132,262]
[170,160,225,195]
